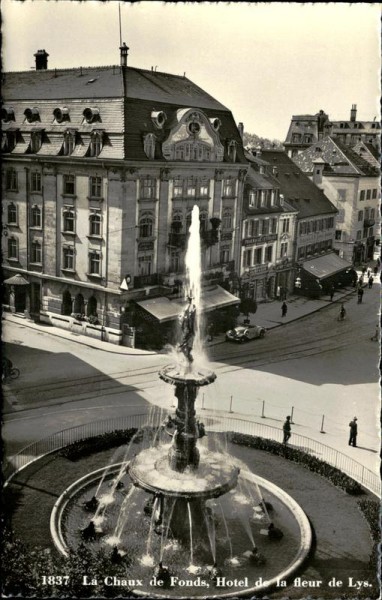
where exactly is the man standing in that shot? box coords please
[357,288,364,304]
[348,417,358,447]
[368,275,374,289]
[282,416,292,444]
[330,285,335,301]
[281,301,288,317]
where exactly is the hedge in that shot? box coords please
[230,433,364,495]
[57,428,138,461]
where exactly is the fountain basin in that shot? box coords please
[159,364,216,387]
[129,445,239,499]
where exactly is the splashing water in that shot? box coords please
[113,486,136,540]
[140,553,155,567]
[187,502,194,565]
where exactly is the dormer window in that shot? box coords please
[4,130,18,152]
[24,107,40,123]
[83,107,100,124]
[53,107,70,123]
[209,117,222,131]
[89,131,103,157]
[249,190,256,207]
[63,130,76,156]
[259,165,265,175]
[30,130,43,153]
[151,111,167,129]
[228,140,237,162]
[143,133,157,159]
[2,107,15,122]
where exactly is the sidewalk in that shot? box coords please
[3,283,359,354]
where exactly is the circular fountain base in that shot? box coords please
[129,445,239,499]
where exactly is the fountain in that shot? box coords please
[51,205,312,597]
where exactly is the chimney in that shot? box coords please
[350,104,357,122]
[238,122,244,140]
[120,42,129,67]
[34,49,49,70]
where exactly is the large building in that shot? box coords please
[260,150,355,297]
[239,150,297,302]
[284,105,381,158]
[2,47,246,347]
[293,137,380,264]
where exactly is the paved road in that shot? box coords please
[2,283,380,473]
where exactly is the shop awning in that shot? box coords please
[135,285,240,323]
[302,253,354,280]
[3,274,29,285]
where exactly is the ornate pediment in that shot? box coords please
[162,108,224,162]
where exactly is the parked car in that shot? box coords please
[225,324,266,343]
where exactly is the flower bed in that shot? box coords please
[230,433,364,495]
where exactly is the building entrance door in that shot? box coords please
[14,287,27,313]
[30,282,41,315]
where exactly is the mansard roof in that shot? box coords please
[261,149,338,219]
[2,65,228,110]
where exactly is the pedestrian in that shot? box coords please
[282,415,291,444]
[330,286,335,301]
[348,417,358,447]
[338,303,346,321]
[377,258,381,268]
[368,276,374,289]
[367,268,371,278]
[357,288,364,304]
[358,275,364,287]
[281,301,287,317]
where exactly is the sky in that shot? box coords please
[2,1,381,141]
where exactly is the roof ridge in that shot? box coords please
[3,64,190,80]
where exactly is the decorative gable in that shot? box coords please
[162,108,224,162]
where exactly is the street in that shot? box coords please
[2,283,380,473]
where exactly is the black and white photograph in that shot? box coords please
[1,2,380,599]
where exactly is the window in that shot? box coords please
[140,178,156,199]
[304,135,312,143]
[370,208,375,219]
[139,213,154,238]
[306,244,313,256]
[271,218,277,234]
[89,251,101,275]
[221,210,233,230]
[280,242,288,258]
[173,178,183,197]
[73,293,84,313]
[199,180,210,197]
[312,220,317,232]
[372,189,377,199]
[63,174,75,195]
[89,176,102,198]
[297,246,305,260]
[89,212,102,236]
[228,140,237,162]
[63,247,75,270]
[30,130,42,153]
[8,237,18,260]
[186,178,197,197]
[336,209,345,223]
[31,240,42,263]
[366,189,371,200]
[63,208,75,232]
[250,220,259,237]
[335,230,342,240]
[254,247,262,265]
[31,205,41,227]
[5,131,17,152]
[292,133,301,143]
[261,219,269,235]
[358,210,364,222]
[63,130,76,156]
[243,249,251,267]
[6,169,18,191]
[170,250,180,273]
[89,131,103,157]
[138,255,152,275]
[266,245,273,262]
[249,191,256,207]
[31,172,42,192]
[143,133,156,159]
[360,190,365,201]
[223,179,235,197]
[7,203,17,224]
[220,247,230,264]
[282,219,290,233]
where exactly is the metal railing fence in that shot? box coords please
[3,412,380,497]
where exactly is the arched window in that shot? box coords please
[87,295,97,317]
[8,203,17,224]
[89,131,103,157]
[31,240,42,263]
[222,210,233,230]
[139,213,154,238]
[62,290,72,316]
[73,293,85,315]
[143,133,156,159]
[63,130,76,156]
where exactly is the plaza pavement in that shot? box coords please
[2,265,380,487]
